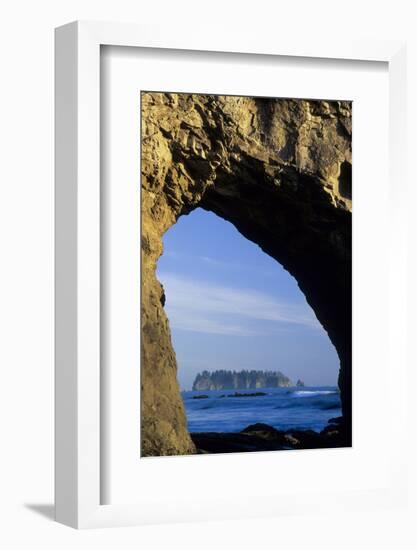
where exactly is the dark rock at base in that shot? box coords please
[320,423,350,447]
[241,422,279,434]
[192,394,209,399]
[328,416,344,425]
[321,424,341,437]
[285,429,322,449]
[240,423,287,443]
[191,422,350,454]
[191,432,288,453]
[321,416,351,446]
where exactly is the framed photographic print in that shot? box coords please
[55,21,408,528]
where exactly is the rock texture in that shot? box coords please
[141,92,352,456]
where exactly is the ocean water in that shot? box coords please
[182,386,341,433]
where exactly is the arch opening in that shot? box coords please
[157,208,342,444]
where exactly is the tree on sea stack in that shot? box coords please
[192,369,293,391]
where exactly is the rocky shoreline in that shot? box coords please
[190,417,349,454]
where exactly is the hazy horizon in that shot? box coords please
[157,208,339,391]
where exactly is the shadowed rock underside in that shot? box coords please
[141,92,352,457]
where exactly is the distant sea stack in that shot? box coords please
[192,370,292,391]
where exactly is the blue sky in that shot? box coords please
[157,208,339,390]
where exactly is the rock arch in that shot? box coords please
[141,92,352,456]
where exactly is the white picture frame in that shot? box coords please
[55,20,407,529]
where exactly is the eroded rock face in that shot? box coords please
[141,92,352,456]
